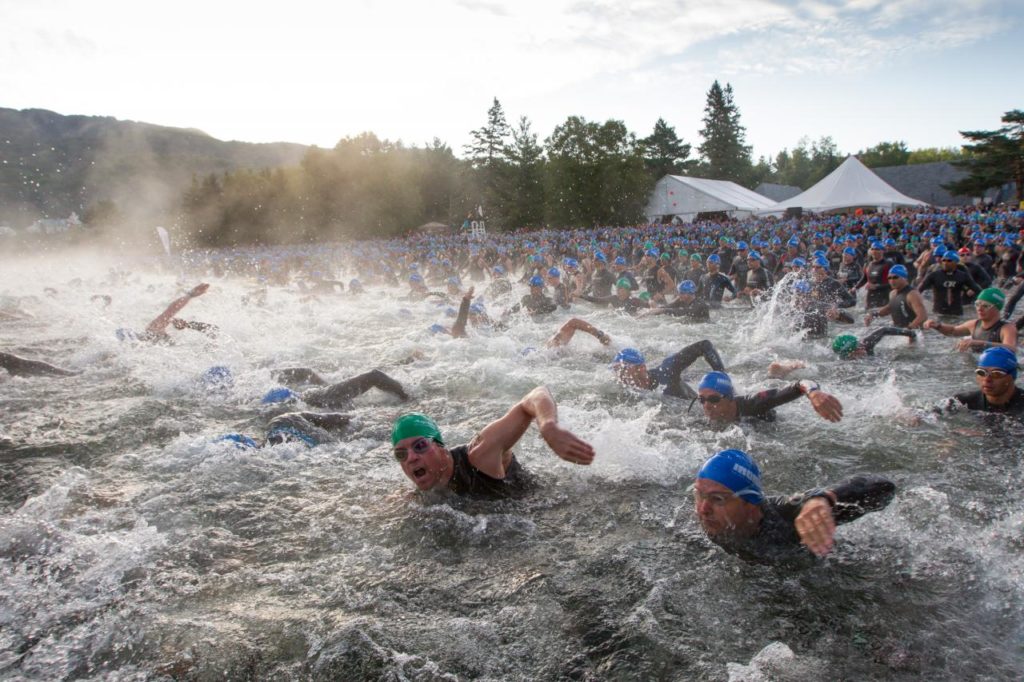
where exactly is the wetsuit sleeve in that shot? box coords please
[963,270,983,294]
[835,283,857,308]
[860,326,916,355]
[736,383,804,417]
[916,270,935,293]
[834,310,855,324]
[722,276,737,296]
[798,475,896,525]
[451,294,471,338]
[303,369,407,408]
[580,294,614,306]
[1003,280,1024,319]
[652,340,724,399]
[297,412,352,432]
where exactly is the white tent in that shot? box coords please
[645,175,777,223]
[757,156,928,216]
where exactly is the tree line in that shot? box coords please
[175,82,1015,247]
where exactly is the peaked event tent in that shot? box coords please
[757,156,928,216]
[645,175,777,222]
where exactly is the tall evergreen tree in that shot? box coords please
[503,116,545,229]
[945,110,1024,204]
[640,118,694,180]
[697,81,752,184]
[464,97,513,228]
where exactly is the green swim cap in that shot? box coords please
[690,253,702,261]
[976,287,1005,310]
[616,278,633,290]
[832,334,859,358]
[391,413,444,446]
[638,291,651,300]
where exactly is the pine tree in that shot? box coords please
[504,116,545,229]
[697,81,752,184]
[945,110,1024,204]
[465,97,512,168]
[640,118,693,179]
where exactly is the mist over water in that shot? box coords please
[1,250,1022,680]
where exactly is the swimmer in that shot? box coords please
[0,351,81,378]
[945,347,1024,417]
[219,412,354,449]
[695,371,843,424]
[546,318,611,348]
[863,265,927,331]
[923,287,1017,353]
[504,276,557,317]
[118,283,214,342]
[610,341,725,400]
[640,280,710,321]
[391,386,594,498]
[694,449,896,564]
[579,278,649,315]
[265,368,409,407]
[830,327,919,359]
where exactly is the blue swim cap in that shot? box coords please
[842,247,856,256]
[678,280,697,294]
[595,252,608,262]
[566,258,579,269]
[614,256,626,266]
[349,278,362,288]
[697,449,763,504]
[788,238,800,247]
[529,275,544,287]
[448,276,460,285]
[793,280,811,293]
[201,365,233,387]
[115,328,137,342]
[791,258,807,268]
[217,433,259,449]
[261,387,298,404]
[884,238,896,247]
[469,303,486,314]
[409,273,423,283]
[493,265,505,274]
[942,251,960,263]
[612,348,645,365]
[813,256,829,268]
[707,254,721,264]
[548,267,561,278]
[870,241,883,250]
[888,264,909,279]
[747,250,762,261]
[978,347,1019,378]
[737,241,748,250]
[646,248,659,257]
[698,371,734,398]
[428,323,448,334]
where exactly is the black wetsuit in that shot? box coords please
[731,383,806,422]
[859,327,916,355]
[798,301,854,340]
[812,276,856,309]
[951,386,1024,417]
[888,285,917,328]
[446,444,533,499]
[837,260,862,289]
[508,293,558,316]
[971,319,1009,348]
[645,340,725,399]
[302,369,408,408]
[745,266,773,293]
[918,266,983,316]
[0,352,80,377]
[730,256,749,290]
[857,259,893,309]
[266,412,351,446]
[656,298,710,322]
[708,475,897,565]
[590,268,616,298]
[698,272,737,307]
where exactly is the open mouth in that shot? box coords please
[413,467,427,479]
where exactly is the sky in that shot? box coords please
[2,0,1022,162]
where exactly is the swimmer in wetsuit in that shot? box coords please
[0,351,81,378]
[117,283,217,342]
[924,287,1017,353]
[639,280,710,321]
[579,278,649,315]
[266,368,409,408]
[610,341,725,400]
[391,386,594,499]
[830,327,918,359]
[695,371,843,424]
[944,347,1024,418]
[504,276,557,318]
[220,411,355,449]
[694,449,896,565]
[863,264,927,331]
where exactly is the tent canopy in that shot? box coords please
[645,175,776,221]
[757,156,928,216]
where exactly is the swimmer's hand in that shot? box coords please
[539,422,594,466]
[808,390,843,422]
[795,497,836,557]
[463,286,475,300]
[189,283,210,298]
[954,338,976,353]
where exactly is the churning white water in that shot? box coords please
[1,249,1022,680]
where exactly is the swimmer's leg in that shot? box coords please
[0,351,80,377]
[303,369,409,407]
[273,367,328,386]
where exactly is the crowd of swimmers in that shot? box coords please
[4,204,1024,565]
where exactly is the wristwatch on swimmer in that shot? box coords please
[799,380,821,395]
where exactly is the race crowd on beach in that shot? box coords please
[5,203,1024,566]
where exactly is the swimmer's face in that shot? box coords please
[974,301,1000,323]
[699,389,736,422]
[870,248,884,261]
[615,287,631,300]
[707,262,719,273]
[941,259,957,272]
[888,274,905,289]
[747,258,760,269]
[975,365,1015,398]
[613,363,649,389]
[394,436,452,491]
[678,293,695,303]
[694,479,756,537]
[811,266,827,282]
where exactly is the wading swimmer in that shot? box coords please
[944,347,1024,417]
[695,371,843,424]
[391,386,594,498]
[693,449,896,564]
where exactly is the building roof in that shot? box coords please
[871,161,973,207]
[645,175,776,218]
[754,182,802,202]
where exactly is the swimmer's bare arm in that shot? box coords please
[468,386,595,478]
[145,283,209,335]
[451,287,474,339]
[547,318,610,348]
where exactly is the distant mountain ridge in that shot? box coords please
[0,107,310,227]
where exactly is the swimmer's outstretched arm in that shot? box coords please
[145,283,209,335]
[0,351,80,377]
[451,287,474,339]
[547,318,610,348]
[468,386,594,479]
